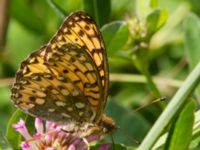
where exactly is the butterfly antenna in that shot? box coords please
[133,96,167,113]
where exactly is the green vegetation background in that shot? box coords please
[0,0,200,149]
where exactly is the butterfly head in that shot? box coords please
[99,114,116,134]
[84,114,115,139]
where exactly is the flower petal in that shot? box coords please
[21,141,30,150]
[98,144,112,150]
[12,118,32,140]
[35,118,44,134]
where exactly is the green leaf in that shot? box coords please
[150,0,158,8]
[146,9,168,36]
[6,109,34,149]
[111,0,135,18]
[150,3,190,49]
[165,100,195,150]
[83,0,111,27]
[7,19,43,70]
[10,0,46,33]
[190,110,200,149]
[105,98,150,146]
[183,13,200,100]
[0,132,12,150]
[101,21,129,55]
[52,0,82,13]
[183,13,200,70]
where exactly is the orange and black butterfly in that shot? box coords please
[11,11,115,137]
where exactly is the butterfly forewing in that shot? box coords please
[45,12,109,115]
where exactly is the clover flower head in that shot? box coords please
[12,118,112,150]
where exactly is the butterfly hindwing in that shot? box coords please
[11,44,103,123]
[45,44,104,121]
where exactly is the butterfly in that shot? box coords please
[11,11,115,137]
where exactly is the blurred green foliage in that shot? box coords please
[1,0,200,149]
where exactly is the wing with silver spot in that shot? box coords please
[11,44,102,123]
[45,11,109,116]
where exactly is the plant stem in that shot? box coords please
[110,73,183,87]
[142,67,161,97]
[132,56,161,97]
[137,62,200,150]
